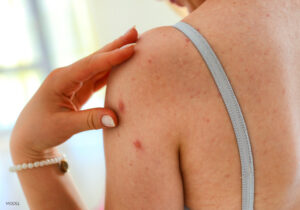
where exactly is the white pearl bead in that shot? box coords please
[42,160,47,166]
[28,163,33,169]
[22,163,28,169]
[16,165,22,171]
[49,158,54,164]
[46,160,51,165]
[34,162,40,167]
[39,161,44,166]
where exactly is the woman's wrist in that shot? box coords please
[10,139,60,164]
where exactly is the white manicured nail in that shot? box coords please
[101,115,116,127]
[120,43,136,49]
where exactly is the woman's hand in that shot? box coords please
[10,26,138,161]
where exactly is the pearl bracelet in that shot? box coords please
[9,153,69,173]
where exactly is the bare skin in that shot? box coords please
[10,27,138,210]
[104,0,300,209]
[180,1,300,209]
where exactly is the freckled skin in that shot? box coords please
[118,99,125,113]
[133,140,143,150]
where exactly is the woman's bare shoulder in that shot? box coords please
[102,26,191,209]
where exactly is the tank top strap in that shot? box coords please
[172,21,255,210]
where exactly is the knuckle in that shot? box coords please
[47,68,64,81]
[84,55,95,72]
[86,111,98,130]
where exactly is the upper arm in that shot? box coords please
[103,27,184,210]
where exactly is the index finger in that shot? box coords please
[56,43,136,96]
[98,26,138,53]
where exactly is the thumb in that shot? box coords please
[68,107,118,133]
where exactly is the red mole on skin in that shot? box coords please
[118,99,125,113]
[133,139,143,150]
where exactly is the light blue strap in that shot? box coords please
[173,21,255,210]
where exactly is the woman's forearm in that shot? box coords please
[8,27,138,210]
[11,149,87,210]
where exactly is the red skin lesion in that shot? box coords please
[133,139,143,150]
[185,38,190,43]
[118,99,125,113]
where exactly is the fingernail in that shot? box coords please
[124,25,136,36]
[120,43,136,49]
[101,115,116,127]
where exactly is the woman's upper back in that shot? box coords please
[175,1,300,209]
[103,1,300,209]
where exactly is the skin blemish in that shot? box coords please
[131,77,136,81]
[155,75,160,80]
[190,90,204,99]
[185,38,190,43]
[203,117,210,123]
[224,174,230,178]
[147,58,152,64]
[133,139,143,150]
[118,99,125,113]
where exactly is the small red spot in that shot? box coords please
[131,77,136,81]
[224,174,230,178]
[118,99,125,113]
[266,13,270,17]
[257,98,261,103]
[263,149,268,155]
[147,59,152,64]
[155,75,160,80]
[133,139,143,150]
[204,117,210,123]
[185,38,190,43]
